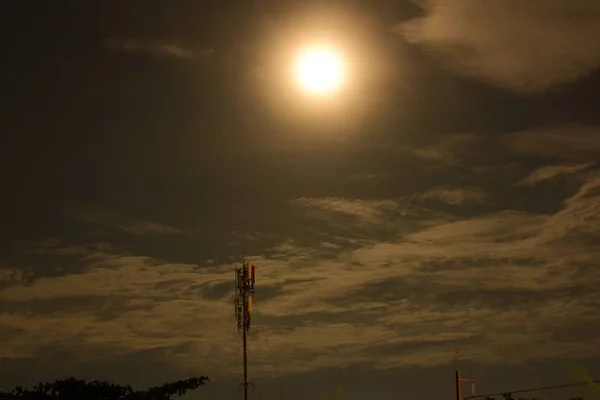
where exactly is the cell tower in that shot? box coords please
[234,261,256,400]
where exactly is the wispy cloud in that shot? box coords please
[518,163,595,186]
[69,205,185,236]
[292,197,401,222]
[414,186,487,205]
[0,269,26,285]
[0,251,231,365]
[416,126,600,167]
[270,173,600,369]
[412,133,480,165]
[290,197,446,235]
[3,172,596,377]
[505,125,600,159]
[105,38,214,59]
[396,0,600,92]
[4,129,600,380]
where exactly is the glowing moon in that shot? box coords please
[295,47,344,95]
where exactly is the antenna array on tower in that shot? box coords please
[234,261,256,400]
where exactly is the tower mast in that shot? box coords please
[235,261,256,400]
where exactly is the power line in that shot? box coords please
[465,380,600,399]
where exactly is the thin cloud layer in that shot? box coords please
[105,38,214,59]
[518,163,595,186]
[290,197,449,237]
[413,186,487,205]
[68,205,185,236]
[292,197,402,223]
[2,167,599,378]
[412,126,600,170]
[396,0,600,92]
[505,125,600,159]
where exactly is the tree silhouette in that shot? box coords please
[484,397,581,400]
[0,376,209,400]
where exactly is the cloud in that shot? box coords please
[395,0,600,92]
[290,197,443,233]
[411,133,481,165]
[292,197,400,222]
[537,173,600,245]
[518,163,595,186]
[0,252,234,366]
[268,173,600,369]
[413,186,487,205]
[0,269,26,285]
[417,126,600,170]
[505,125,600,159]
[345,174,387,182]
[2,171,600,379]
[105,38,214,59]
[68,205,185,236]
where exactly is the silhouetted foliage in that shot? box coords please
[484,396,581,400]
[0,376,209,400]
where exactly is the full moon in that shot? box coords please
[295,47,345,95]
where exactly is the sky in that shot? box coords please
[2,1,600,399]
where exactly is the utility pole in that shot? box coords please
[235,261,256,400]
[455,349,476,400]
[455,349,461,400]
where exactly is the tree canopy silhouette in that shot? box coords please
[0,376,209,400]
[483,396,583,400]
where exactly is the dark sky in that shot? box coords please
[2,1,600,399]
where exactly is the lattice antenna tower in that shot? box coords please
[234,260,256,400]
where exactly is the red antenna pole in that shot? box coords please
[455,349,476,400]
[455,349,462,400]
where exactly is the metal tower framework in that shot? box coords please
[235,261,256,400]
